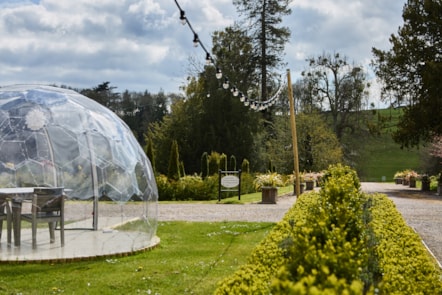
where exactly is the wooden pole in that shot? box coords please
[287,69,300,196]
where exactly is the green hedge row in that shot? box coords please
[214,164,442,294]
[370,194,442,294]
[155,173,256,201]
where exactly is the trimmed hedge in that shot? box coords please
[370,194,442,294]
[214,165,442,294]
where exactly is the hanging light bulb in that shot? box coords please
[222,78,229,89]
[239,93,246,102]
[179,10,187,25]
[205,53,212,65]
[232,87,239,96]
[193,33,199,47]
[244,100,250,106]
[215,68,222,79]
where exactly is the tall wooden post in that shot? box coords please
[287,69,300,196]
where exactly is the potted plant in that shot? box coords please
[420,174,431,191]
[394,171,404,184]
[406,170,418,188]
[303,172,316,191]
[254,172,284,204]
[289,174,304,196]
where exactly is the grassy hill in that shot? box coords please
[350,108,421,182]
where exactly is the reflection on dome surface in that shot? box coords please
[0,85,158,241]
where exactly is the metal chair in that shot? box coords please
[0,195,12,245]
[21,188,65,249]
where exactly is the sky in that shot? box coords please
[0,0,406,102]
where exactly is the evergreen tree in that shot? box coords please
[230,155,237,171]
[201,152,209,178]
[241,158,250,174]
[220,153,228,171]
[167,140,181,181]
[208,151,221,176]
[144,136,156,174]
[233,0,292,101]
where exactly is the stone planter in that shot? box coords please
[421,180,430,192]
[305,180,315,191]
[409,177,416,188]
[261,187,278,204]
[293,183,305,196]
[394,178,403,185]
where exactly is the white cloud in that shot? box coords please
[0,0,406,98]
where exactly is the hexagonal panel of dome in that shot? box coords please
[0,85,159,260]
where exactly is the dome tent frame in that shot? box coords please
[0,85,158,232]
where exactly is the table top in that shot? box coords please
[0,187,66,195]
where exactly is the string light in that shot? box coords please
[222,78,230,89]
[174,0,285,111]
[193,33,199,47]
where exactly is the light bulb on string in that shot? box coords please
[193,33,199,47]
[215,68,222,79]
[232,87,239,96]
[222,78,229,89]
[239,93,245,102]
[179,10,187,25]
[205,53,212,65]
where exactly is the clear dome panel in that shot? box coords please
[0,85,158,251]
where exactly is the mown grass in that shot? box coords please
[353,108,421,182]
[0,188,295,294]
[0,221,275,294]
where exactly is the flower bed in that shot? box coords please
[215,165,442,294]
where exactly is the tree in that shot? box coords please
[148,26,265,175]
[372,0,442,148]
[267,112,343,174]
[80,82,120,112]
[301,52,370,140]
[233,0,292,102]
[144,136,156,174]
[167,140,181,181]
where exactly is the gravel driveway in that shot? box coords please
[156,182,442,266]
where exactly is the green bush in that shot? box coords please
[156,174,176,201]
[240,172,256,194]
[370,194,442,294]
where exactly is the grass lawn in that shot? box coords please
[0,221,275,294]
[0,188,293,294]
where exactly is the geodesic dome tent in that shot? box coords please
[0,85,158,238]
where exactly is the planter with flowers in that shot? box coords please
[289,174,305,196]
[393,171,404,184]
[303,172,317,191]
[406,170,419,188]
[420,174,431,191]
[254,172,284,204]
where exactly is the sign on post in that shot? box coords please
[218,170,241,201]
